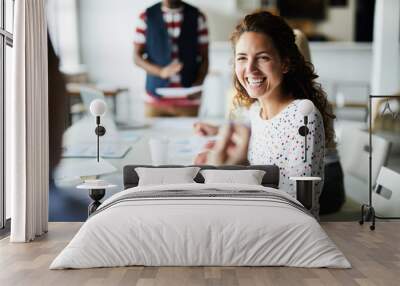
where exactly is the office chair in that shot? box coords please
[338,127,392,203]
[372,166,400,217]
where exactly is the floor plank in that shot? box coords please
[0,222,399,286]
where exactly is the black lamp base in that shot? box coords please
[296,180,314,210]
[88,189,105,216]
[359,204,376,230]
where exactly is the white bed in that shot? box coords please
[50,183,351,269]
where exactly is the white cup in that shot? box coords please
[149,137,169,165]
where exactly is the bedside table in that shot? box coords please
[290,177,321,210]
[77,181,117,216]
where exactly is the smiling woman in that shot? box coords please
[231,12,344,216]
[234,32,290,107]
[195,11,344,217]
[230,11,334,141]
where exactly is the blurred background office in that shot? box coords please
[43,0,400,221]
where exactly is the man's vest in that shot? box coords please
[145,2,200,97]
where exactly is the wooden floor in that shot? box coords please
[0,222,399,286]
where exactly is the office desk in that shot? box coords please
[54,117,210,191]
[51,117,213,221]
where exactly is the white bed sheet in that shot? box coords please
[50,183,350,269]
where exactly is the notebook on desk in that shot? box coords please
[62,143,132,159]
[155,85,203,98]
[115,120,151,130]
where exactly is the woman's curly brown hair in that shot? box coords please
[230,11,336,146]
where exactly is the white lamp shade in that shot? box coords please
[298,99,314,116]
[89,99,107,116]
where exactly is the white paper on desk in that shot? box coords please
[62,143,132,158]
[170,135,219,155]
[53,159,117,182]
[156,85,202,98]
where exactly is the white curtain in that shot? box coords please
[9,0,48,242]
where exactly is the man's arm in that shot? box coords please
[192,46,209,86]
[133,43,182,79]
[192,11,209,86]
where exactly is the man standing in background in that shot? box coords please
[133,0,209,117]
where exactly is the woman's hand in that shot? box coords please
[193,140,216,164]
[208,123,250,165]
[193,123,250,166]
[193,122,219,136]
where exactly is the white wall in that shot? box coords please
[48,0,82,73]
[78,0,153,120]
[315,0,356,41]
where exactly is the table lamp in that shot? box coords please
[298,99,314,163]
[290,99,320,213]
[89,99,107,162]
[75,99,114,216]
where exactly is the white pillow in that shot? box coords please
[200,169,266,185]
[135,167,201,186]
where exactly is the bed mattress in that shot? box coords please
[50,183,351,269]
